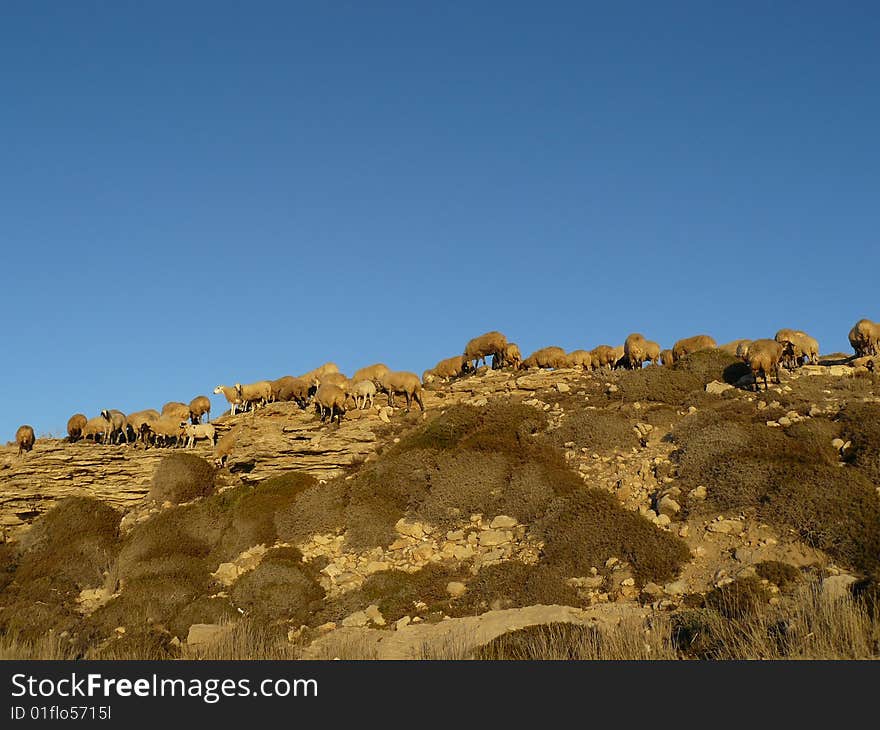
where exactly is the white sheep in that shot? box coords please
[179,421,217,449]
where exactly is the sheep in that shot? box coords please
[352,363,390,384]
[276,377,313,408]
[301,362,340,384]
[81,416,109,443]
[313,372,349,389]
[424,355,467,384]
[378,371,425,412]
[145,417,185,448]
[672,335,717,362]
[611,345,626,369]
[161,401,191,424]
[590,345,617,370]
[623,333,651,369]
[188,395,211,424]
[313,383,347,424]
[736,341,752,361]
[565,349,593,369]
[464,331,508,370]
[180,421,217,449]
[213,385,244,416]
[499,343,522,370]
[644,340,661,366]
[100,409,129,444]
[66,413,87,442]
[125,409,160,444]
[774,329,820,369]
[213,429,237,467]
[719,339,752,357]
[521,346,568,370]
[347,379,377,410]
[15,425,35,456]
[234,381,273,412]
[659,349,675,366]
[849,319,879,357]
[746,339,785,392]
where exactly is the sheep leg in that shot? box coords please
[405,392,411,412]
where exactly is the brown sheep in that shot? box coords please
[213,428,238,467]
[719,339,751,357]
[746,339,785,392]
[213,385,244,415]
[313,383,347,424]
[314,372,349,389]
[66,413,87,442]
[126,409,160,444]
[188,395,211,424]
[161,401,191,423]
[672,334,717,362]
[610,345,626,369]
[301,362,340,384]
[590,345,617,370]
[234,381,273,411]
[521,346,568,370]
[499,343,522,370]
[644,340,661,366]
[81,416,108,443]
[379,371,425,412]
[16,425,35,456]
[100,409,129,444]
[464,331,508,370]
[352,363,390,384]
[849,319,879,357]
[775,329,819,369]
[659,349,674,366]
[623,333,650,369]
[424,355,467,383]
[566,349,593,369]
[276,377,313,408]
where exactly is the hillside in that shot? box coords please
[1,352,879,659]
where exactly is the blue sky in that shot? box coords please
[2,1,878,439]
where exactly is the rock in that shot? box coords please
[212,562,240,586]
[446,530,465,541]
[706,380,733,395]
[395,519,425,539]
[688,485,707,501]
[707,519,744,535]
[821,574,857,601]
[831,438,845,450]
[452,544,475,560]
[412,544,435,562]
[642,582,663,598]
[489,515,518,529]
[605,557,619,569]
[186,623,233,646]
[478,529,512,547]
[317,622,337,633]
[446,581,467,598]
[341,611,371,628]
[364,604,386,626]
[663,580,688,595]
[556,383,570,393]
[658,495,681,517]
[778,416,792,427]
[364,561,391,575]
[395,616,411,630]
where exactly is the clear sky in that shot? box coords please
[2,1,878,439]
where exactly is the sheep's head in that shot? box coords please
[213,385,224,395]
[100,409,110,420]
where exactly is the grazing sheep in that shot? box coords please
[659,349,674,366]
[314,371,349,389]
[188,395,211,424]
[623,333,651,369]
[214,429,237,467]
[180,421,217,448]
[718,339,750,356]
[161,401,191,424]
[500,343,522,370]
[849,319,879,357]
[352,363,390,384]
[275,377,312,408]
[301,362,340,384]
[565,349,593,369]
[644,340,661,366]
[125,409,160,444]
[521,346,568,370]
[672,335,717,362]
[15,425,35,456]
[774,329,820,368]
[313,383,347,424]
[347,380,377,410]
[464,331,508,370]
[66,413,87,442]
[590,345,617,370]
[379,371,425,412]
[81,416,109,443]
[424,355,467,383]
[610,345,626,369]
[100,409,129,444]
[213,385,244,416]
[746,339,785,391]
[736,341,752,361]
[145,417,185,448]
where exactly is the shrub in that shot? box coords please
[149,453,216,504]
[705,577,769,620]
[615,367,703,406]
[755,561,802,588]
[672,349,748,386]
[545,409,638,453]
[474,622,601,660]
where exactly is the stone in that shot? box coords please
[452,544,475,560]
[341,611,370,628]
[479,529,512,547]
[212,562,240,586]
[446,530,465,541]
[658,495,681,517]
[706,380,733,395]
[778,416,792,427]
[663,580,688,595]
[364,604,386,626]
[186,623,233,646]
[707,519,744,535]
[831,438,845,450]
[688,485,707,501]
[364,561,391,575]
[556,383,570,393]
[395,519,425,539]
[446,581,467,598]
[489,515,518,529]
[412,544,435,562]
[821,574,857,601]
[395,616,411,630]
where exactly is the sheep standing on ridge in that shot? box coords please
[314,383,347,425]
[719,339,751,357]
[100,409,129,444]
[235,381,273,412]
[214,384,244,415]
[180,422,217,448]
[849,319,879,357]
[423,355,466,384]
[346,380,377,410]
[81,417,108,443]
[591,345,617,370]
[672,335,717,362]
[659,349,674,366]
[623,333,651,369]
[499,343,522,370]
[565,350,593,369]
[352,363,390,384]
[188,395,211,424]
[643,340,661,366]
[379,371,425,412]
[66,413,87,442]
[161,401,191,424]
[464,331,508,370]
[15,425,35,456]
[774,329,819,369]
[126,410,160,444]
[276,377,312,408]
[521,346,567,370]
[746,339,785,392]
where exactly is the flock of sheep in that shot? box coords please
[10,318,880,458]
